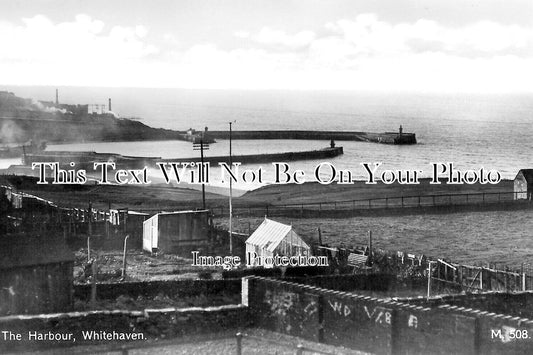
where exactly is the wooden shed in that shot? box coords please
[514,169,533,200]
[108,209,149,248]
[143,210,209,255]
[245,218,311,267]
[0,234,74,316]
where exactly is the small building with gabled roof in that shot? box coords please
[245,218,311,267]
[514,169,533,200]
[0,234,74,315]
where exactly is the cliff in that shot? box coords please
[0,91,184,144]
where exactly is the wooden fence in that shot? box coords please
[385,248,533,293]
[431,259,533,292]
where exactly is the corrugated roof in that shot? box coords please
[144,209,208,223]
[128,211,149,216]
[246,218,298,252]
[158,210,208,216]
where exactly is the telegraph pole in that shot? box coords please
[200,139,206,209]
[229,121,234,255]
[193,137,209,210]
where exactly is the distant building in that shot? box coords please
[514,169,533,200]
[109,209,149,248]
[109,209,149,227]
[142,210,210,255]
[0,234,74,316]
[245,218,311,267]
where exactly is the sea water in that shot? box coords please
[2,86,532,191]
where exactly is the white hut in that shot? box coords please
[143,210,209,254]
[245,218,310,267]
[514,169,533,200]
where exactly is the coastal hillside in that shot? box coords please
[0,91,184,143]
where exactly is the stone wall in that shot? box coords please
[245,276,533,355]
[397,291,533,319]
[0,304,249,352]
[74,279,241,301]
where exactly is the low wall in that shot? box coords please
[227,273,439,296]
[0,304,249,352]
[245,277,533,355]
[74,279,241,301]
[397,291,533,319]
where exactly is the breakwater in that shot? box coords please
[161,146,343,164]
[206,130,416,145]
[22,146,343,169]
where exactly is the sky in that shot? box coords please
[1,0,532,92]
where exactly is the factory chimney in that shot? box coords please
[108,98,112,112]
[55,89,59,105]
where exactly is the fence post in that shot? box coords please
[122,235,129,279]
[401,196,404,207]
[386,197,388,208]
[505,266,509,291]
[236,332,242,355]
[91,260,97,307]
[296,344,303,355]
[427,261,435,300]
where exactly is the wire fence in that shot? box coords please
[207,191,529,217]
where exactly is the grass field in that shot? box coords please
[220,208,533,268]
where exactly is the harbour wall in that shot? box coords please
[207,130,417,145]
[23,146,344,168]
[161,146,343,164]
